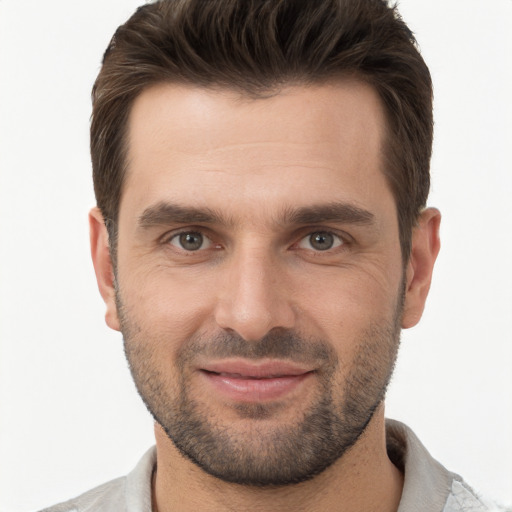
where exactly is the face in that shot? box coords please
[100,82,413,486]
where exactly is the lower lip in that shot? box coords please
[200,371,313,402]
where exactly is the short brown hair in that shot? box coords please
[91,0,433,261]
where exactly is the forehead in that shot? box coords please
[121,81,391,223]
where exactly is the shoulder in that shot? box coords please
[37,476,126,512]
[37,446,156,512]
[444,479,510,512]
[37,477,126,512]
[386,420,509,512]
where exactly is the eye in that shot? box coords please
[298,231,343,251]
[169,231,212,251]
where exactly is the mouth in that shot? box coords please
[198,360,315,402]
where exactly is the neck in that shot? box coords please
[152,405,403,512]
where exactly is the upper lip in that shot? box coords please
[200,359,315,378]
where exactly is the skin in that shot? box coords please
[90,81,440,511]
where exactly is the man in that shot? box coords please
[39,0,505,511]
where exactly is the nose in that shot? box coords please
[214,246,296,342]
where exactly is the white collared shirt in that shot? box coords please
[38,420,507,512]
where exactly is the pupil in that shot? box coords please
[310,232,333,251]
[180,232,203,251]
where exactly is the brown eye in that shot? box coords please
[170,231,211,251]
[298,231,343,251]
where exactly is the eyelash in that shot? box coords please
[163,230,217,252]
[162,228,351,255]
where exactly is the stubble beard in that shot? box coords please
[118,291,403,487]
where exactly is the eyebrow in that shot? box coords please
[282,202,375,226]
[138,203,227,228]
[137,201,376,230]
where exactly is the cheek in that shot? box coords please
[119,264,219,344]
[295,263,403,345]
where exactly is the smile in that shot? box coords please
[199,360,315,402]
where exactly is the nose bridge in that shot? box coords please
[214,240,295,341]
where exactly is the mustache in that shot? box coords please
[177,328,337,366]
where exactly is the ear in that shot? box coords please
[89,207,121,331]
[401,207,441,329]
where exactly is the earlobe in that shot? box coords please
[401,207,441,329]
[89,207,121,331]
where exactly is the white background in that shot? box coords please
[1,1,511,510]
